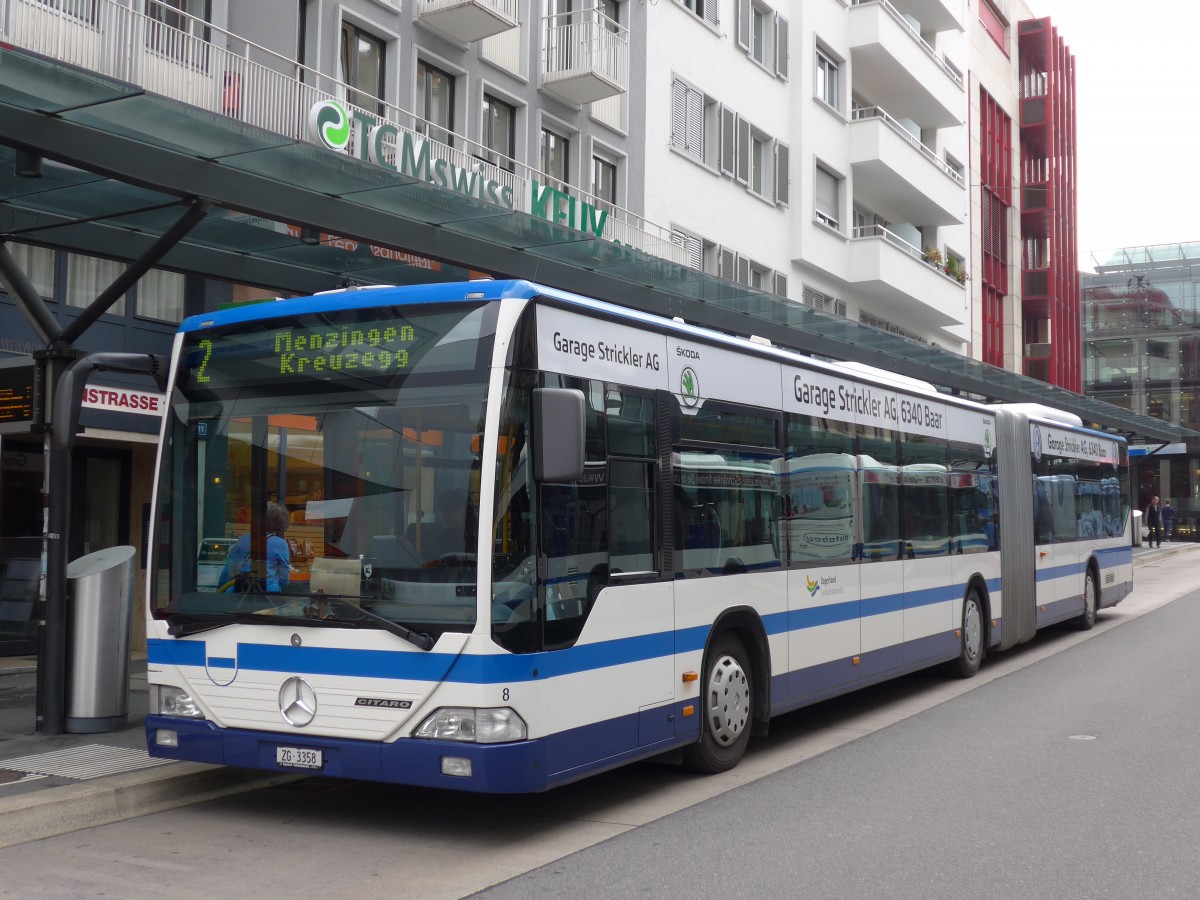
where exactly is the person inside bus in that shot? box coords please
[220,501,292,592]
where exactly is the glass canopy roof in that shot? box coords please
[0,45,1190,444]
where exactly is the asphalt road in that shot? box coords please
[477,587,1200,899]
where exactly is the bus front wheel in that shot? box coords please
[682,632,753,773]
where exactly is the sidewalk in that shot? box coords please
[0,653,293,849]
[1,541,1196,849]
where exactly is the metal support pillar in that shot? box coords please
[38,352,167,735]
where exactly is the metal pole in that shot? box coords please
[37,351,166,735]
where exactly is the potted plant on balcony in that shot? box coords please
[922,247,943,269]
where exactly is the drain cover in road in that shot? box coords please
[0,745,175,780]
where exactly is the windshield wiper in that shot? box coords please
[304,595,436,651]
[166,611,315,637]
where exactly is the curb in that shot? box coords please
[0,762,298,850]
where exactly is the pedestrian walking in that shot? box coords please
[1162,499,1176,542]
[1145,495,1163,548]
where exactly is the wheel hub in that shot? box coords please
[707,654,750,746]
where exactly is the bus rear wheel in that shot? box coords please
[682,633,753,773]
[950,588,984,678]
[1076,568,1098,630]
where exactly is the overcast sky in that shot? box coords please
[1031,0,1199,271]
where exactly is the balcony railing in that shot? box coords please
[852,224,967,286]
[0,0,681,265]
[851,106,965,185]
[417,0,519,44]
[849,0,964,89]
[541,4,629,105]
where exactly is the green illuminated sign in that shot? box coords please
[306,99,610,240]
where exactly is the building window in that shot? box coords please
[601,0,619,29]
[482,94,516,171]
[980,0,1008,54]
[737,0,786,74]
[592,154,618,212]
[417,60,456,147]
[670,77,717,167]
[680,0,718,26]
[146,0,211,63]
[672,227,719,274]
[7,243,55,299]
[815,165,841,231]
[340,21,386,116]
[65,254,125,317]
[35,0,97,24]
[751,5,767,65]
[749,133,768,197]
[816,49,839,109]
[137,269,186,324]
[541,127,570,190]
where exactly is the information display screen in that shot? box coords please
[179,303,492,394]
[0,359,36,434]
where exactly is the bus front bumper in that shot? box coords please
[145,715,550,793]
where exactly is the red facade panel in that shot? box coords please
[1018,18,1080,392]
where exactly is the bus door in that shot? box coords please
[857,454,904,679]
[779,448,860,704]
[899,463,954,666]
[1033,469,1081,625]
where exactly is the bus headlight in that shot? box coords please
[413,707,527,743]
[151,685,204,719]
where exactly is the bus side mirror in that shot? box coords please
[532,387,585,483]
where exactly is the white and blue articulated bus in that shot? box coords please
[145,280,1132,791]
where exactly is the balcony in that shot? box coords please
[848,225,967,330]
[850,107,966,226]
[891,0,965,34]
[541,5,628,106]
[849,0,964,128]
[417,0,518,44]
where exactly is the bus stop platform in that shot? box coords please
[0,653,294,849]
[0,540,1195,849]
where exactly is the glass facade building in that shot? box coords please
[1084,243,1200,538]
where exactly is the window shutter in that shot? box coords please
[685,87,703,160]
[671,78,686,150]
[673,229,703,269]
[773,271,788,298]
[703,0,718,26]
[815,166,839,227]
[774,141,790,206]
[775,14,789,79]
[718,246,736,281]
[735,115,751,185]
[719,106,737,177]
[736,255,751,285]
[736,0,751,51]
[835,299,847,317]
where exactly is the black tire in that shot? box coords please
[951,588,985,678]
[1076,568,1098,630]
[682,632,753,773]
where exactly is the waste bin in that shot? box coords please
[65,545,137,733]
[1131,509,1143,547]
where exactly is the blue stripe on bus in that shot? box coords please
[149,578,997,684]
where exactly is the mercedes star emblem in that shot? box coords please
[278,676,318,728]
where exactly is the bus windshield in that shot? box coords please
[151,301,496,640]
